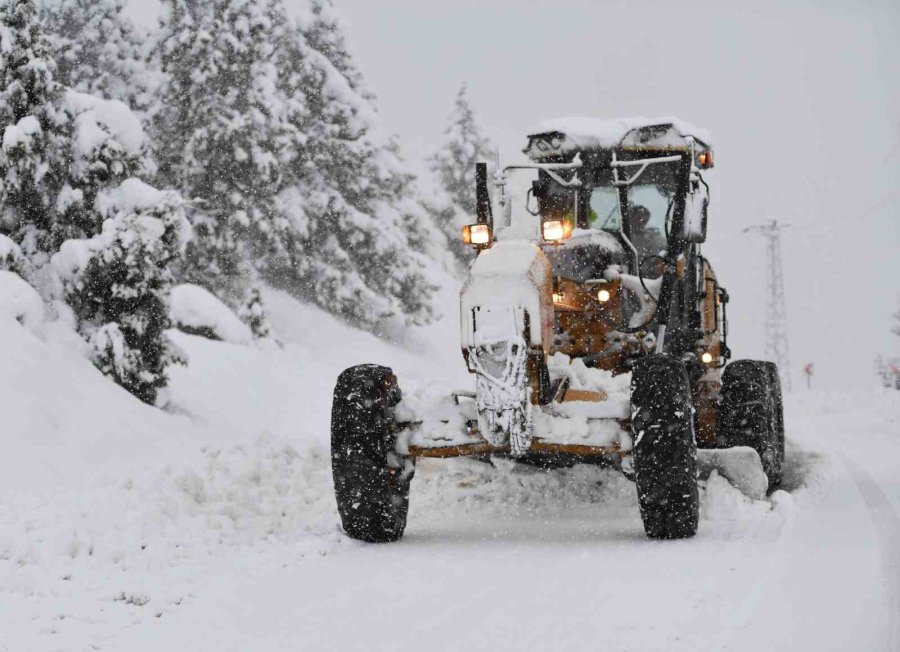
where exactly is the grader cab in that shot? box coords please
[331,117,785,542]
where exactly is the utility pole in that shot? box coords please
[744,220,792,392]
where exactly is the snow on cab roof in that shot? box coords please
[524,116,713,159]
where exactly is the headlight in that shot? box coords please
[462,223,492,247]
[542,219,571,243]
[701,352,714,364]
[597,289,611,303]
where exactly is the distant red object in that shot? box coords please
[804,363,814,375]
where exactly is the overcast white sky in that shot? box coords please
[125,0,899,390]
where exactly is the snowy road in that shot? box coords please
[2,293,898,651]
[109,392,898,652]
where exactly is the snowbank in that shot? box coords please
[8,279,865,651]
[170,284,253,345]
[0,271,44,331]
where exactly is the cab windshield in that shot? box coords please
[498,159,680,261]
[587,162,679,264]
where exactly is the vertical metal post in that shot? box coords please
[744,220,792,392]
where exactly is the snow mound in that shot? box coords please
[698,447,769,500]
[170,284,252,345]
[2,114,41,151]
[0,271,44,331]
[95,177,167,218]
[64,90,147,161]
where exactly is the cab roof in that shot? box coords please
[524,116,713,161]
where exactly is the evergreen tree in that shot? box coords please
[272,3,436,328]
[0,0,147,258]
[39,0,157,113]
[155,0,291,303]
[429,83,494,263]
[431,83,494,214]
[0,0,69,259]
[0,233,27,275]
[54,181,189,406]
[875,302,900,390]
[238,286,271,339]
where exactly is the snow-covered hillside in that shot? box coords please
[1,283,898,651]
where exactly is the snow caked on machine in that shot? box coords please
[331,118,785,542]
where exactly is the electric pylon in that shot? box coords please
[744,220,792,392]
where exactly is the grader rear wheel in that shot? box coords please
[720,360,785,493]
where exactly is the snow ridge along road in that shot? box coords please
[1,289,898,651]
[843,457,900,649]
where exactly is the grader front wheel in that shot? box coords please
[630,355,700,539]
[331,365,414,543]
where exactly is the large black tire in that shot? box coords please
[720,360,785,492]
[631,355,699,539]
[331,365,414,543]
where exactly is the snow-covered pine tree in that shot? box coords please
[1,0,186,404]
[39,0,157,113]
[271,1,436,328]
[154,0,291,304]
[238,286,271,339]
[429,83,494,263]
[0,233,26,275]
[54,181,189,406]
[0,0,70,260]
[875,303,900,390]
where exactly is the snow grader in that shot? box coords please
[331,117,785,542]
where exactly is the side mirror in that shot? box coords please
[475,161,492,225]
[682,176,709,243]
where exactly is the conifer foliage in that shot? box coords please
[238,287,271,340]
[0,0,68,257]
[57,183,189,405]
[875,303,900,390]
[0,0,184,405]
[428,83,494,263]
[155,0,436,327]
[154,0,288,302]
[0,0,448,405]
[431,83,494,215]
[39,0,155,112]
[272,3,436,327]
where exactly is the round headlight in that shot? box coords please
[597,289,611,303]
[701,352,714,364]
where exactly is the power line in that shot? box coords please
[744,220,792,392]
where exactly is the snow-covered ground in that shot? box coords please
[1,280,898,651]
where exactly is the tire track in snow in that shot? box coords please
[842,457,900,651]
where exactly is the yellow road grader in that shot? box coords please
[331,117,785,542]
